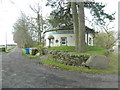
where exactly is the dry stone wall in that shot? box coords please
[48,50,90,66]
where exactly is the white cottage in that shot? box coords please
[44,27,95,47]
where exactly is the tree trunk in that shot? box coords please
[37,13,41,44]
[77,2,86,52]
[71,2,79,52]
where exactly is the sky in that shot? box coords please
[0,0,119,45]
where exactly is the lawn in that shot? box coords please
[48,46,107,55]
[40,52,118,74]
[47,46,75,51]
[41,46,118,74]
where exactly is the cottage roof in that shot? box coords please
[44,26,95,34]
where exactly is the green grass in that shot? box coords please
[40,52,118,74]
[48,46,107,55]
[0,52,6,54]
[71,46,107,55]
[0,46,15,54]
[119,47,120,50]
[47,46,75,51]
[21,44,45,58]
[6,46,15,52]
[22,49,42,58]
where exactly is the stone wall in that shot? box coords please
[48,50,90,66]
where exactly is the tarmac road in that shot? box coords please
[1,47,118,88]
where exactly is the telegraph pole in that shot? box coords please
[5,32,7,50]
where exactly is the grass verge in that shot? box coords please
[40,52,118,74]
[6,46,15,52]
[0,52,6,54]
[0,46,15,54]
[22,49,42,58]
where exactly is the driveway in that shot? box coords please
[1,47,118,88]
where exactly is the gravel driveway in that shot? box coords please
[1,47,118,88]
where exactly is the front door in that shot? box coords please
[61,37,67,46]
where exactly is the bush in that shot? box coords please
[94,31,116,49]
[35,44,44,49]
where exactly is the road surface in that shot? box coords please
[1,47,118,88]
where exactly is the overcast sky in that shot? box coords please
[0,0,119,45]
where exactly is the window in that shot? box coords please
[61,37,67,46]
[55,40,59,43]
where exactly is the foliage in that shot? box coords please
[94,31,116,49]
[84,1,115,26]
[29,3,46,44]
[13,13,33,48]
[35,43,44,49]
[46,0,115,29]
[46,0,72,28]
[46,0,115,53]
[40,52,118,74]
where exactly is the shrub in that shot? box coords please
[94,31,116,49]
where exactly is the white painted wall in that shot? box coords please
[44,30,94,47]
[85,33,94,46]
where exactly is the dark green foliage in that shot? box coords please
[46,0,73,28]
[84,1,115,26]
[46,0,115,28]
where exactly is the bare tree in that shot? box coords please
[13,13,33,48]
[29,3,43,44]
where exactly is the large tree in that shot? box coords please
[13,13,33,48]
[71,2,86,52]
[46,0,115,52]
[26,15,46,42]
[29,3,45,44]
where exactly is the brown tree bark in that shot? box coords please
[77,2,86,52]
[71,2,86,52]
[71,2,79,52]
